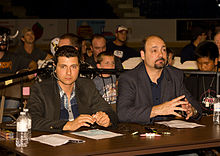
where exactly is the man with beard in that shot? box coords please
[15,27,52,65]
[117,35,202,124]
[107,25,140,63]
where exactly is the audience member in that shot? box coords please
[167,47,175,66]
[183,41,219,115]
[28,46,117,132]
[15,27,52,66]
[214,32,220,60]
[85,34,123,70]
[81,39,92,62]
[180,27,207,64]
[107,25,140,63]
[195,41,219,72]
[0,26,37,121]
[93,51,117,111]
[117,35,202,124]
[58,33,81,50]
[0,27,37,76]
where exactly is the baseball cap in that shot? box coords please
[21,27,34,36]
[116,25,128,33]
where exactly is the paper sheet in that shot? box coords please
[31,134,85,146]
[71,129,123,140]
[155,120,205,128]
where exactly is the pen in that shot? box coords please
[140,133,161,137]
[69,140,85,143]
[132,131,139,135]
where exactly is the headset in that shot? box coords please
[52,63,59,81]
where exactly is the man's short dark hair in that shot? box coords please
[142,35,165,53]
[59,33,82,49]
[54,46,80,65]
[96,51,114,64]
[91,34,105,44]
[191,27,207,42]
[195,41,219,61]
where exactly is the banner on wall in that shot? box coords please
[76,20,114,40]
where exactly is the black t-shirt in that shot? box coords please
[107,41,140,63]
[0,52,32,73]
[184,74,217,114]
[15,46,47,63]
[180,42,196,64]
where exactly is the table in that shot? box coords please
[1,116,220,156]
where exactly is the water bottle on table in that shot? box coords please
[213,95,220,125]
[23,108,32,141]
[16,112,29,147]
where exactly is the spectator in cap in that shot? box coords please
[180,26,207,64]
[107,25,140,63]
[15,27,52,67]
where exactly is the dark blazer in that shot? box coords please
[27,77,117,132]
[117,62,202,124]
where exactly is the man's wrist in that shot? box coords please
[150,106,158,118]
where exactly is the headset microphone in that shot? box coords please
[52,65,60,81]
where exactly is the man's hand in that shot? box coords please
[181,98,193,120]
[150,95,188,118]
[63,114,95,131]
[93,111,111,127]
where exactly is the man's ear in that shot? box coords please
[215,57,219,66]
[96,63,101,69]
[21,37,25,42]
[140,50,145,60]
[90,45,93,52]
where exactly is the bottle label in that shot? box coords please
[28,118,31,129]
[214,103,220,112]
[17,120,28,132]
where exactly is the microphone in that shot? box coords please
[217,61,220,69]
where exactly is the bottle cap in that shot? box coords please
[23,108,29,112]
[20,112,25,115]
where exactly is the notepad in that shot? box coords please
[31,134,85,146]
[72,129,123,140]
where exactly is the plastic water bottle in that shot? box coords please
[213,95,220,125]
[23,108,32,141]
[16,112,29,147]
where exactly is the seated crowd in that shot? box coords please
[1,25,219,133]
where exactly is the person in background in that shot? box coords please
[85,34,123,71]
[58,33,81,50]
[107,25,140,63]
[81,39,92,62]
[15,27,52,66]
[195,41,219,72]
[0,26,37,121]
[117,35,202,124]
[167,47,175,66]
[93,51,117,112]
[180,27,207,64]
[28,46,117,132]
[214,32,220,61]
